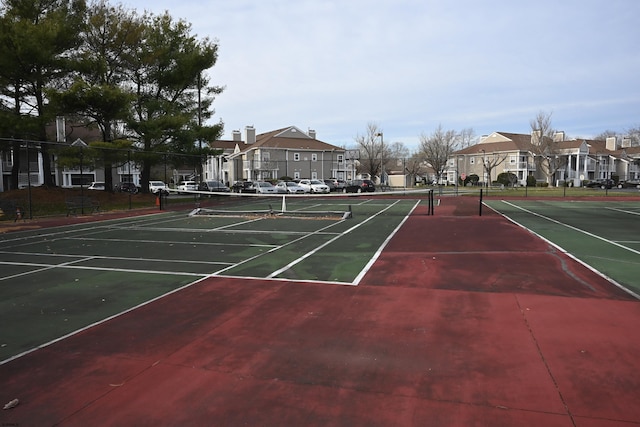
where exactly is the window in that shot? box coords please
[311,172,317,179]
[294,172,300,179]
[509,156,517,164]
[337,154,344,164]
[470,157,475,165]
[311,153,318,162]
[293,153,300,161]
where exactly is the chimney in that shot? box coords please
[308,129,316,139]
[232,130,241,141]
[606,136,617,151]
[56,116,66,142]
[531,130,542,145]
[553,131,565,142]
[622,137,631,148]
[245,126,256,144]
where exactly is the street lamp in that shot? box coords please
[377,132,384,185]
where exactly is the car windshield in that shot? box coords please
[310,180,323,184]
[258,182,272,187]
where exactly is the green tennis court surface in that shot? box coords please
[0,196,422,362]
[484,199,640,297]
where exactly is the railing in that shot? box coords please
[18,172,41,187]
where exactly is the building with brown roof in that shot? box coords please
[452,131,640,187]
[206,126,348,185]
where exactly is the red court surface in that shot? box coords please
[1,197,639,426]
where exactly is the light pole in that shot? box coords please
[377,132,384,185]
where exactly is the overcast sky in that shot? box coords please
[121,0,639,149]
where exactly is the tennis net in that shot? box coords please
[180,188,435,219]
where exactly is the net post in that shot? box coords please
[431,189,435,215]
[479,189,483,216]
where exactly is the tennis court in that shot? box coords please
[484,198,640,297]
[1,193,639,426]
[0,193,423,363]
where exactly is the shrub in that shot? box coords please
[497,172,518,186]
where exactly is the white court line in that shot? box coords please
[606,207,640,216]
[0,260,205,279]
[0,250,232,266]
[0,257,94,281]
[0,212,184,248]
[64,236,278,248]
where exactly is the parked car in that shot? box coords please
[88,182,105,191]
[231,180,257,193]
[177,180,198,193]
[323,179,337,192]
[620,180,640,188]
[298,179,330,193]
[344,179,376,193]
[199,180,230,193]
[335,179,347,191]
[275,181,306,194]
[149,181,169,195]
[252,181,279,194]
[585,179,615,189]
[115,182,139,194]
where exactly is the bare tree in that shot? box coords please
[625,126,640,146]
[529,111,566,186]
[354,122,386,181]
[458,127,476,148]
[479,150,507,187]
[419,124,458,189]
[404,151,426,186]
[594,130,619,141]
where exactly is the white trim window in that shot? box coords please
[311,153,318,162]
[293,153,300,161]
